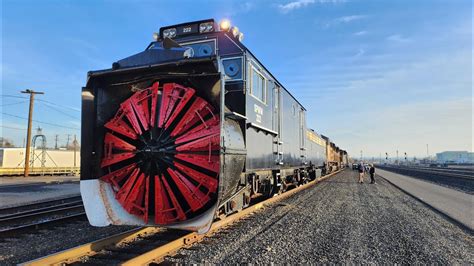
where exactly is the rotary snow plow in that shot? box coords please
[81,41,244,232]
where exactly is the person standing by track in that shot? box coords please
[369,164,376,184]
[358,163,365,183]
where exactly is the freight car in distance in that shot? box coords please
[80,19,348,233]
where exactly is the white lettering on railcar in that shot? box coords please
[254,104,263,123]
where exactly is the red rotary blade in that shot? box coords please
[120,99,143,135]
[101,133,136,168]
[154,175,186,224]
[170,97,214,138]
[176,133,220,152]
[115,168,140,205]
[121,173,149,223]
[167,168,210,212]
[130,89,151,132]
[149,82,160,127]
[100,163,137,191]
[104,108,138,140]
[174,162,218,194]
[158,83,195,129]
[175,118,219,144]
[175,154,220,174]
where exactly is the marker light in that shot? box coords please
[199,21,214,33]
[163,28,177,38]
[231,26,240,38]
[219,19,231,31]
[153,32,159,41]
[238,32,244,42]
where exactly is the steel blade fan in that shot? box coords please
[100,81,220,225]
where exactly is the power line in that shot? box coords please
[2,112,80,130]
[2,95,80,112]
[0,100,29,107]
[1,94,29,99]
[36,99,81,113]
[37,101,81,120]
[0,125,27,130]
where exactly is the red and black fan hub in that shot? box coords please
[99,81,220,225]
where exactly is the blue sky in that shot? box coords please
[1,0,472,158]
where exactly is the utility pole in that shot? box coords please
[21,89,44,177]
[55,134,59,150]
[360,150,363,161]
[66,134,71,149]
[73,134,77,167]
[396,150,399,165]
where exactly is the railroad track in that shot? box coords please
[22,170,343,265]
[377,165,474,194]
[0,196,86,238]
[379,165,473,179]
[404,167,473,177]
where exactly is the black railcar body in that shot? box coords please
[80,19,347,232]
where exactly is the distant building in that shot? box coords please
[0,148,80,168]
[436,151,474,164]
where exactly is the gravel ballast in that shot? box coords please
[166,169,473,264]
[0,220,135,264]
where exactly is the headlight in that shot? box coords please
[219,19,231,31]
[199,22,214,33]
[163,28,177,38]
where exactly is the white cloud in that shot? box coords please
[336,15,366,23]
[278,0,344,13]
[353,30,368,36]
[323,15,367,28]
[386,34,411,43]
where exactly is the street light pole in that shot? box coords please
[426,144,429,161]
[21,89,44,177]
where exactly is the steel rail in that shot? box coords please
[23,169,342,266]
[0,195,82,216]
[0,212,87,238]
[0,204,84,225]
[381,166,473,179]
[398,166,473,175]
[0,201,83,220]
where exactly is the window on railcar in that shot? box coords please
[251,67,266,103]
